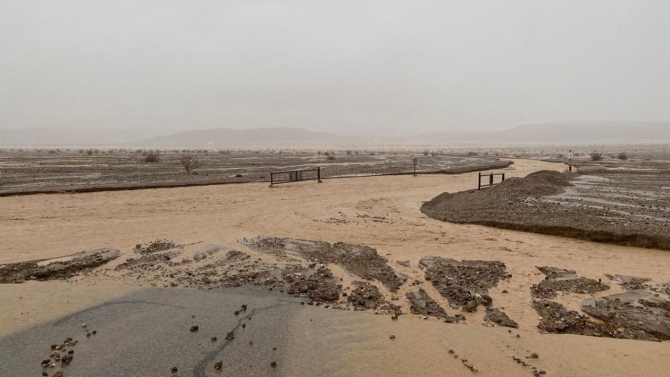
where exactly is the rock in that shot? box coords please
[190,325,199,332]
[390,335,396,339]
[225,332,234,341]
[465,301,478,312]
[214,360,223,371]
[529,353,539,359]
[53,372,63,377]
[271,361,277,368]
[211,337,217,342]
[171,366,178,373]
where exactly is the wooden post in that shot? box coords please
[478,172,481,190]
[502,173,505,182]
[489,174,493,187]
[318,166,322,183]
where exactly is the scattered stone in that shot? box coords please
[214,360,223,371]
[190,325,199,332]
[419,257,510,311]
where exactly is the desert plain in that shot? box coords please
[1,151,669,377]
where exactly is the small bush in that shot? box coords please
[326,155,336,160]
[346,150,352,155]
[178,154,201,173]
[467,151,478,156]
[143,150,161,163]
[423,150,429,156]
[617,152,628,160]
[590,152,603,161]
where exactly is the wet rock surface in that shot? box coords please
[605,274,651,291]
[484,308,518,328]
[405,289,450,319]
[581,291,670,341]
[0,248,120,284]
[419,257,510,311]
[244,237,406,291]
[531,266,609,299]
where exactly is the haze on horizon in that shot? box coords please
[1,1,669,137]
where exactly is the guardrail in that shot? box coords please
[270,167,321,186]
[478,172,505,190]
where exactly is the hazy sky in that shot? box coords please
[1,1,669,135]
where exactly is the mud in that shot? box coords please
[405,289,449,319]
[0,248,120,284]
[531,266,609,299]
[484,308,518,328]
[422,168,670,250]
[243,237,406,291]
[419,257,510,312]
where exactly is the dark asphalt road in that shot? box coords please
[0,287,315,377]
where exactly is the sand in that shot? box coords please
[1,158,669,376]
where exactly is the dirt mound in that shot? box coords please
[531,266,609,299]
[244,237,406,291]
[0,248,120,284]
[419,257,510,312]
[422,169,670,250]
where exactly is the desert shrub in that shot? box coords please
[143,150,160,163]
[423,150,429,156]
[467,151,478,156]
[326,155,336,160]
[85,149,93,156]
[430,152,437,157]
[346,150,352,155]
[590,152,603,161]
[178,154,201,173]
[617,152,628,160]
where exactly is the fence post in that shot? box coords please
[318,166,322,183]
[489,174,493,187]
[478,172,481,190]
[502,173,505,182]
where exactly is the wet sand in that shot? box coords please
[1,159,670,376]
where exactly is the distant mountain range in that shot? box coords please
[2,122,669,147]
